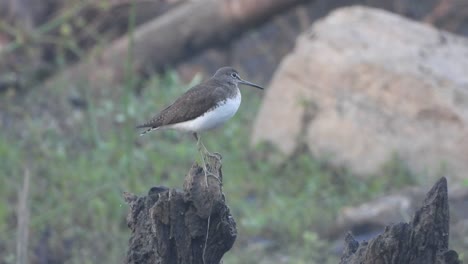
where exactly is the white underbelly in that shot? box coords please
[168,91,241,132]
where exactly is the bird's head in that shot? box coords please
[213,67,264,90]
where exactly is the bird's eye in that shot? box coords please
[231,73,238,78]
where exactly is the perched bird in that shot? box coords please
[137,66,263,158]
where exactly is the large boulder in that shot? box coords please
[252,6,468,180]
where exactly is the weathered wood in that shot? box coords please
[124,154,236,264]
[44,0,308,93]
[340,177,461,264]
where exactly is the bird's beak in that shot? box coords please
[239,79,264,90]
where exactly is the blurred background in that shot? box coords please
[1,0,468,263]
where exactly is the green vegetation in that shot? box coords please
[0,68,418,263]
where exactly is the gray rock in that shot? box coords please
[252,6,468,180]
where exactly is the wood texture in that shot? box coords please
[124,155,236,264]
[340,177,461,264]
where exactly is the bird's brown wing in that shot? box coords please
[137,81,223,129]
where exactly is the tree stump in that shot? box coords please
[124,155,236,264]
[340,177,461,264]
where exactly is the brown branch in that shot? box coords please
[43,0,309,92]
[16,168,31,264]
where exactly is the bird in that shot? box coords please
[137,67,263,175]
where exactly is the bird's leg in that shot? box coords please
[193,132,218,157]
[193,133,221,185]
[193,132,217,157]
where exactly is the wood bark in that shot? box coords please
[340,177,461,264]
[124,154,236,264]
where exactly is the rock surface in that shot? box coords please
[252,6,468,180]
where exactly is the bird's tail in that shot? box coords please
[136,126,159,136]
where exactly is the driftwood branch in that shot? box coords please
[44,0,308,92]
[340,177,461,264]
[124,154,236,264]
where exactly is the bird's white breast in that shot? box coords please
[169,89,241,132]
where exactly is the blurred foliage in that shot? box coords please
[0,0,174,93]
[1,0,102,88]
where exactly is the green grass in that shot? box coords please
[0,69,420,263]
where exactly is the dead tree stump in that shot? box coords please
[340,177,461,264]
[124,155,236,264]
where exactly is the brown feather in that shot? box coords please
[136,78,236,130]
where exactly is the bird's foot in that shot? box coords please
[198,151,222,187]
[205,152,222,161]
[200,162,222,188]
[203,170,222,184]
